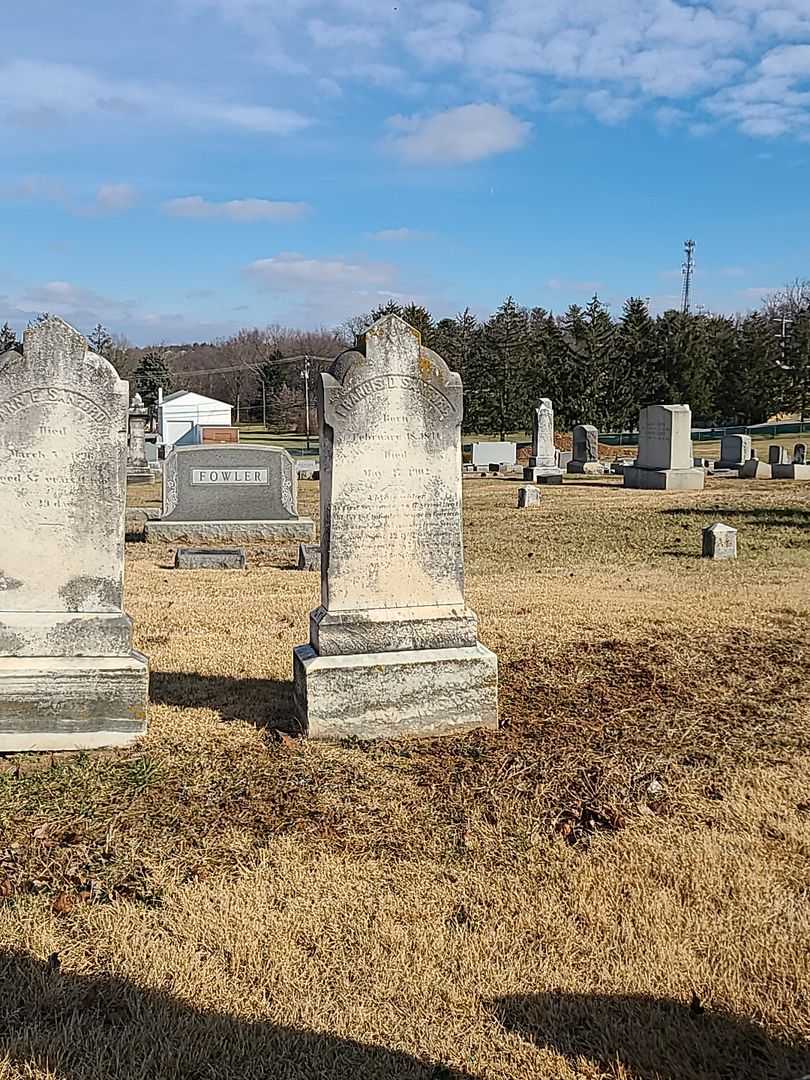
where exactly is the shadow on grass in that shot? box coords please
[149,671,296,732]
[491,991,810,1080]
[662,506,810,527]
[0,950,472,1080]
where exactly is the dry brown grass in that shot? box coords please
[2,475,810,1079]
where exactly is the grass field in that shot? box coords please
[1,475,809,1079]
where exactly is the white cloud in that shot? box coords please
[372,227,422,242]
[163,196,310,222]
[93,183,139,213]
[244,251,429,322]
[0,59,310,135]
[386,103,531,164]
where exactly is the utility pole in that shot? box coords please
[681,239,696,315]
[301,354,312,452]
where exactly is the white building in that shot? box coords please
[158,390,233,450]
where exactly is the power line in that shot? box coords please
[170,353,338,379]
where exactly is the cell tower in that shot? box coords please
[681,239,696,314]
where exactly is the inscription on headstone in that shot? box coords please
[293,314,497,739]
[0,316,148,750]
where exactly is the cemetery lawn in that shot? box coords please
[2,475,809,1079]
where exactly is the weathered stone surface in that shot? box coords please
[624,404,704,491]
[0,316,148,750]
[146,519,314,543]
[768,444,789,465]
[293,644,498,740]
[794,442,807,465]
[772,463,810,480]
[471,442,516,468]
[174,547,246,570]
[524,398,563,483]
[739,457,771,479]
[517,485,540,508]
[718,434,751,468]
[297,543,321,572]
[702,522,737,560]
[293,314,497,738]
[572,424,598,462]
[162,445,300,522]
[127,394,150,482]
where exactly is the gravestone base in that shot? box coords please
[522,466,563,484]
[309,605,480,655]
[145,518,315,543]
[293,642,498,740]
[623,465,705,491]
[174,547,246,570]
[739,459,772,479]
[0,652,148,752]
[297,544,321,572]
[126,467,154,484]
[772,463,810,480]
[566,461,609,475]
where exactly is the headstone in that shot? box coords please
[702,522,737,560]
[0,316,148,751]
[794,442,807,465]
[174,547,246,569]
[471,442,516,469]
[488,462,501,474]
[567,424,608,474]
[145,445,315,543]
[297,543,321,572]
[623,405,704,491]
[517,485,540,508]
[739,455,771,479]
[717,434,751,470]
[523,399,563,484]
[293,314,498,739]
[768,444,788,466]
[126,394,152,483]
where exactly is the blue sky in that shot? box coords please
[1,0,809,344]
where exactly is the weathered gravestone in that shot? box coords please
[517,485,540,508]
[623,405,704,491]
[523,399,563,484]
[293,314,498,739]
[174,547,246,570]
[716,433,751,471]
[145,445,315,542]
[297,543,321,572]
[0,316,148,751]
[702,522,737,560]
[768,444,789,466]
[126,393,152,483]
[471,441,516,470]
[567,424,608,474]
[739,450,771,479]
[794,442,807,465]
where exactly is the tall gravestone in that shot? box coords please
[623,404,704,491]
[0,317,148,750]
[567,424,607,475]
[293,315,498,739]
[523,399,563,484]
[126,393,152,483]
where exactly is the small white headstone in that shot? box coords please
[702,522,737,560]
[517,485,540,508]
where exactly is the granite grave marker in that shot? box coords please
[623,404,704,490]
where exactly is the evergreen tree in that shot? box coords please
[715,314,782,425]
[653,310,716,419]
[782,309,810,420]
[472,297,532,439]
[134,350,172,413]
[88,323,113,358]
[400,302,435,347]
[0,322,19,354]
[612,297,657,429]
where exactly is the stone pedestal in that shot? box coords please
[623,464,705,490]
[293,314,498,740]
[146,519,314,543]
[294,643,496,740]
[523,459,563,484]
[702,522,737,560]
[0,316,148,751]
[566,460,609,475]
